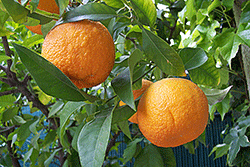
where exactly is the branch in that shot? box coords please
[0,89,20,96]
[105,131,122,158]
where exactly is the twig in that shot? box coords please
[105,131,122,158]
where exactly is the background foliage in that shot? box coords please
[0,0,250,166]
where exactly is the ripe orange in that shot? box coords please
[119,79,153,124]
[41,19,115,89]
[20,0,60,35]
[137,78,209,147]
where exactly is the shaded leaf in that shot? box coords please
[179,47,208,70]
[142,28,185,76]
[118,120,131,140]
[111,67,135,110]
[112,104,136,125]
[57,3,117,25]
[44,148,61,167]
[12,43,86,101]
[2,107,18,122]
[77,109,113,167]
[157,147,176,167]
[123,138,143,164]
[134,144,164,167]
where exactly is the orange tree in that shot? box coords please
[0,0,249,166]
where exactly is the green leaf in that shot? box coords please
[22,35,44,48]
[42,130,57,149]
[31,131,41,150]
[214,94,231,120]
[134,144,164,167]
[2,0,28,23]
[213,28,242,66]
[23,148,34,166]
[2,107,18,122]
[183,141,195,154]
[118,120,131,140]
[12,43,86,101]
[239,2,250,24]
[179,47,208,70]
[0,10,9,27]
[157,147,176,167]
[123,138,143,164]
[58,0,69,16]
[130,0,157,28]
[13,115,27,124]
[111,67,135,110]
[188,56,220,86]
[0,55,11,62]
[29,117,40,134]
[77,109,113,167]
[237,27,250,47]
[57,3,117,25]
[48,101,64,118]
[142,28,186,76]
[129,49,144,83]
[201,86,232,105]
[209,143,230,159]
[71,121,85,151]
[103,0,124,8]
[44,148,61,167]
[112,105,136,125]
[0,95,16,107]
[59,101,85,149]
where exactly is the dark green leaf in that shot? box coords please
[44,148,61,167]
[239,2,250,24]
[0,10,9,27]
[2,0,28,23]
[201,86,232,105]
[112,104,136,125]
[123,138,143,164]
[157,147,176,167]
[179,47,208,70]
[111,67,135,110]
[59,101,85,149]
[77,109,113,167]
[57,3,117,25]
[130,0,157,28]
[134,144,164,167]
[188,56,220,86]
[12,43,86,101]
[42,130,57,149]
[2,107,18,122]
[142,28,186,76]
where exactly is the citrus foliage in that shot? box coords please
[0,0,249,167]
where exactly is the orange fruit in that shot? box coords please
[20,0,60,35]
[137,78,209,147]
[119,79,153,124]
[41,19,115,89]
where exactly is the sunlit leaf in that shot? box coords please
[188,56,220,86]
[0,95,16,107]
[130,0,157,28]
[103,0,124,8]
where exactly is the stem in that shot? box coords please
[105,131,122,158]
